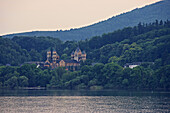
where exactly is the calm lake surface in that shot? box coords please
[0,89,170,113]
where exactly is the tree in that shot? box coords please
[92,63,105,85]
[61,54,68,60]
[122,79,129,86]
[81,65,92,75]
[156,65,170,89]
[5,76,18,88]
[108,56,122,64]
[29,49,42,61]
[102,63,123,86]
[55,67,66,79]
[49,69,62,88]
[18,76,28,87]
[19,64,38,87]
[50,76,61,88]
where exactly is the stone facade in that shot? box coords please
[44,47,86,70]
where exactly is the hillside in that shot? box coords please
[2,0,170,41]
[0,20,169,66]
[0,20,170,90]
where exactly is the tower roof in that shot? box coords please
[53,50,59,56]
[47,50,51,53]
[82,51,86,54]
[45,60,50,65]
[75,47,81,52]
[71,51,74,55]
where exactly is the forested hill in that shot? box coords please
[2,0,170,41]
[0,20,170,90]
[0,20,170,66]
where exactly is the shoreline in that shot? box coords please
[0,87,169,91]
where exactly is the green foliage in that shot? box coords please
[29,49,42,61]
[108,56,122,64]
[61,54,68,60]
[4,76,18,89]
[0,63,169,90]
[122,79,129,86]
[0,38,31,65]
[0,20,170,90]
[102,63,123,87]
[1,20,170,67]
[50,76,60,88]
[18,76,28,87]
[156,65,170,89]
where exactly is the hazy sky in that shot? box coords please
[0,0,161,35]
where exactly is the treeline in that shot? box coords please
[0,36,63,65]
[79,20,170,66]
[0,20,170,90]
[0,20,170,67]
[0,63,169,90]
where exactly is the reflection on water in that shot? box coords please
[0,89,170,96]
[0,90,170,113]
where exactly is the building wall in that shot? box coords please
[44,48,85,70]
[129,65,139,69]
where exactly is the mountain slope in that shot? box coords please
[2,0,170,41]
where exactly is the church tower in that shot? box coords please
[44,49,60,68]
[71,51,74,60]
[47,50,51,62]
[52,51,59,62]
[44,50,51,67]
[74,47,82,62]
[71,47,86,62]
[82,51,86,61]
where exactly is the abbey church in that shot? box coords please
[44,47,86,70]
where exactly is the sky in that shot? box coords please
[0,0,161,36]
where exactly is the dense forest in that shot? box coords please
[0,20,170,90]
[3,0,170,41]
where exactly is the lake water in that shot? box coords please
[0,89,170,113]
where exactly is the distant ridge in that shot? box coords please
[2,0,170,41]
